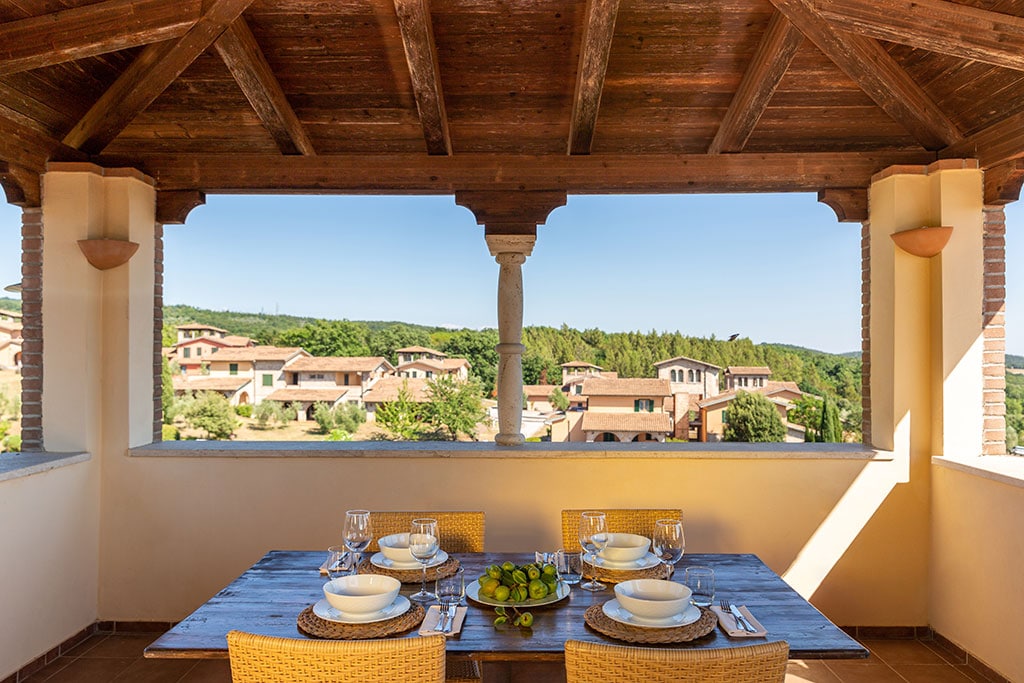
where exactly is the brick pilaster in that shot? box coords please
[861,219,871,444]
[153,222,164,442]
[20,208,43,451]
[982,206,1007,455]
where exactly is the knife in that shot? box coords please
[442,602,458,634]
[434,604,450,632]
[728,603,756,633]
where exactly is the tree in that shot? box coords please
[440,329,500,395]
[275,319,370,356]
[723,391,786,443]
[368,324,431,365]
[183,391,237,439]
[423,375,488,441]
[161,355,175,425]
[375,382,426,440]
[819,396,843,443]
[549,387,570,411]
[788,395,822,443]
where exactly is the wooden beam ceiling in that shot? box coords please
[0,0,201,76]
[61,0,255,155]
[393,0,451,156]
[100,150,935,194]
[813,0,1024,72]
[214,18,314,156]
[568,0,621,155]
[769,0,962,150]
[708,12,803,154]
[941,108,1024,168]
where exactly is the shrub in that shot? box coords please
[162,424,180,441]
[234,404,253,418]
[326,429,352,441]
[183,391,237,439]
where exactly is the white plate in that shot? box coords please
[313,595,411,624]
[466,580,570,608]
[369,550,448,571]
[602,599,702,629]
[588,552,661,571]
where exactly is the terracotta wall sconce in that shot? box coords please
[890,226,953,258]
[77,238,139,270]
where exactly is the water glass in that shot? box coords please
[555,549,582,585]
[685,566,715,607]
[342,510,371,569]
[409,518,439,602]
[435,566,465,608]
[325,545,349,581]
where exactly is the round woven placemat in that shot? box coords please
[583,604,717,644]
[582,560,672,584]
[357,556,462,584]
[296,601,425,640]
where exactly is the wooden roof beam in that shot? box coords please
[62,0,255,155]
[568,0,621,155]
[941,109,1024,169]
[393,0,451,156]
[769,0,961,150]
[709,12,803,154]
[214,18,314,156]
[0,0,201,76]
[814,0,1024,72]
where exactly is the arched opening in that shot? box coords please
[597,432,618,442]
[237,392,249,405]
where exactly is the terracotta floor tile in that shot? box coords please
[18,658,71,682]
[824,660,907,683]
[786,659,842,682]
[892,663,977,682]
[59,634,106,657]
[177,659,232,683]
[864,638,951,666]
[36,657,135,683]
[110,657,197,682]
[76,634,158,659]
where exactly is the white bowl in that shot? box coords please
[614,579,692,620]
[323,574,401,615]
[378,533,415,565]
[598,533,651,563]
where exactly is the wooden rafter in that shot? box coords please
[100,150,935,194]
[941,109,1024,168]
[0,0,201,76]
[62,0,255,155]
[709,12,803,154]
[983,159,1024,205]
[214,18,314,156]
[568,0,621,155]
[0,112,86,173]
[814,0,1024,72]
[769,0,961,150]
[393,0,451,156]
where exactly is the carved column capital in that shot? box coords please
[488,236,534,260]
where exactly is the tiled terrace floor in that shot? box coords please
[12,631,1001,683]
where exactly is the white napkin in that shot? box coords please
[418,605,467,637]
[711,604,768,638]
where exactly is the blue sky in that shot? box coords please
[0,193,1020,356]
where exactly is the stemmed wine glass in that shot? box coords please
[409,518,439,603]
[578,511,609,592]
[342,510,372,573]
[651,518,685,578]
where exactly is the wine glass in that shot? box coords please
[409,518,439,602]
[651,518,685,578]
[578,511,609,592]
[342,509,372,573]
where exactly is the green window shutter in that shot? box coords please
[183,347,190,358]
[262,374,273,386]
[229,363,238,375]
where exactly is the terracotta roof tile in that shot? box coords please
[172,376,250,392]
[264,387,351,403]
[580,412,672,433]
[203,346,308,362]
[581,377,672,397]
[396,345,446,356]
[362,377,430,404]
[524,384,560,398]
[177,323,228,333]
[397,358,470,372]
[561,360,602,369]
[653,355,721,370]
[727,366,772,376]
[289,356,394,373]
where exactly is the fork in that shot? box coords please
[720,599,755,633]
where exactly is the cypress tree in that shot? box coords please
[819,396,842,442]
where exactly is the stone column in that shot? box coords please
[456,190,566,446]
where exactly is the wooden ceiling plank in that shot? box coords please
[568,0,621,155]
[0,0,201,76]
[95,150,936,194]
[708,12,803,154]
[61,0,255,155]
[941,108,1024,168]
[769,0,961,150]
[816,0,1024,72]
[393,0,451,156]
[214,18,315,156]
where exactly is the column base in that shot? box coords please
[494,433,525,446]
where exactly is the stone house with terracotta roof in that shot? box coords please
[361,377,430,422]
[0,314,22,370]
[172,324,254,375]
[697,380,809,443]
[267,356,396,419]
[395,346,447,364]
[725,366,772,390]
[396,357,470,381]
[559,377,675,443]
[654,355,721,400]
[196,346,310,406]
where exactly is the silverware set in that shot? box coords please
[720,599,757,633]
[434,602,459,633]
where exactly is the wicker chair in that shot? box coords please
[227,630,445,683]
[564,640,790,683]
[560,509,683,549]
[368,511,485,553]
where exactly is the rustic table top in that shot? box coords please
[144,551,867,661]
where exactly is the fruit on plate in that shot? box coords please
[477,562,559,604]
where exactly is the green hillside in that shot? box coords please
[0,297,21,312]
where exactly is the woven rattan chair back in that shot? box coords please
[367,511,485,553]
[560,509,682,549]
[227,630,445,683]
[564,639,789,683]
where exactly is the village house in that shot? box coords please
[361,376,430,422]
[552,377,675,443]
[653,355,721,399]
[265,356,395,419]
[396,356,471,381]
[176,345,309,406]
[394,345,446,364]
[0,310,22,370]
[697,377,809,443]
[170,324,255,374]
[725,365,772,390]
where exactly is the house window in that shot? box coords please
[262,374,273,386]
[229,363,238,375]
[575,385,582,395]
[426,371,433,379]
[634,398,654,412]
[197,347,202,355]
[343,374,350,386]
[695,370,701,381]
[688,369,695,382]
[183,347,190,358]
[412,371,418,378]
